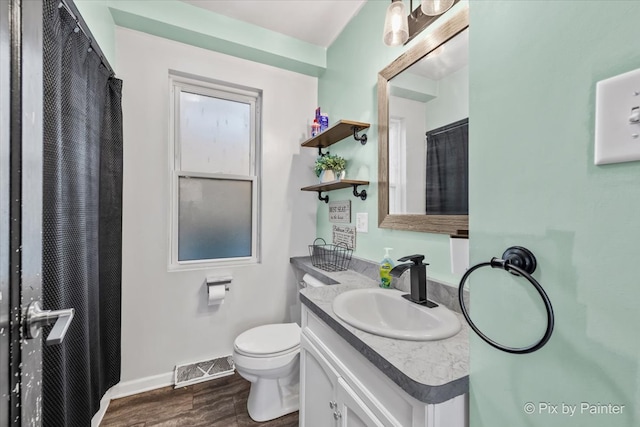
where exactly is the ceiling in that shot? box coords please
[408,28,469,81]
[182,0,367,48]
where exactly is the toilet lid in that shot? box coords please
[234,323,300,356]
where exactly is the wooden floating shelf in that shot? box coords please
[301,179,369,193]
[301,120,370,149]
[301,179,369,203]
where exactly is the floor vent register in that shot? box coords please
[174,355,235,388]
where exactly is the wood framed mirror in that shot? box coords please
[378,5,469,235]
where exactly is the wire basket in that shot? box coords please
[308,238,353,272]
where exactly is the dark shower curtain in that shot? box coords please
[42,0,123,425]
[425,118,468,215]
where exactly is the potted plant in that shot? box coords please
[314,154,347,183]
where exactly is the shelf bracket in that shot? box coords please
[318,147,328,157]
[352,185,367,201]
[352,127,368,145]
[317,191,329,203]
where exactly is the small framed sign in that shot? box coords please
[332,225,356,250]
[329,200,351,223]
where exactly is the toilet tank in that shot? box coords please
[290,273,329,325]
[300,273,329,289]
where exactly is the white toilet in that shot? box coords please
[233,274,327,422]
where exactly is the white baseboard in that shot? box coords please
[110,371,174,399]
[91,389,115,427]
[91,371,174,426]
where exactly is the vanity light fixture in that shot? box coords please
[383,0,459,47]
[421,0,454,16]
[382,0,409,46]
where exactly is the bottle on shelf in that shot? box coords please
[311,119,320,137]
[320,113,329,132]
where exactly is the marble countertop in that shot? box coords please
[291,257,469,404]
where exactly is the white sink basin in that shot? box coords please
[332,288,461,341]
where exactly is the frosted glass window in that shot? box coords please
[170,75,260,268]
[178,177,252,261]
[179,91,251,175]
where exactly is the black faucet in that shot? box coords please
[390,255,438,308]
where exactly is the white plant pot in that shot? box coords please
[320,170,344,183]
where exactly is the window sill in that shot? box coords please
[168,257,260,272]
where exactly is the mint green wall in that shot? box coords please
[77,0,326,77]
[318,1,467,285]
[75,0,117,69]
[470,1,640,426]
[107,1,325,77]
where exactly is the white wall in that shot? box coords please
[424,65,469,131]
[116,27,318,383]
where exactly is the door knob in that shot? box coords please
[24,301,75,345]
[333,410,342,420]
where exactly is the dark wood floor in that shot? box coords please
[101,373,298,427]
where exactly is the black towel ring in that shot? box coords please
[458,246,554,354]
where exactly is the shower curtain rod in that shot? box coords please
[425,118,468,137]
[57,0,115,77]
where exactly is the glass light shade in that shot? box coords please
[383,1,409,47]
[420,0,455,16]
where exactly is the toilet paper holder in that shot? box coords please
[206,276,231,292]
[206,276,231,307]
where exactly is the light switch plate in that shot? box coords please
[356,213,368,233]
[595,67,640,165]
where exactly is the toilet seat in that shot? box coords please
[234,344,300,358]
[234,323,300,357]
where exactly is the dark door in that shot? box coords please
[0,0,11,423]
[1,2,74,426]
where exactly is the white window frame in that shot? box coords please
[168,73,261,270]
[388,116,407,214]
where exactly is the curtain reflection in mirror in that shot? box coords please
[425,118,468,215]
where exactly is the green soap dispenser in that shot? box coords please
[379,248,394,288]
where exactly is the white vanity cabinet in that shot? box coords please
[300,335,338,426]
[301,334,387,426]
[336,377,386,426]
[300,305,468,427]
